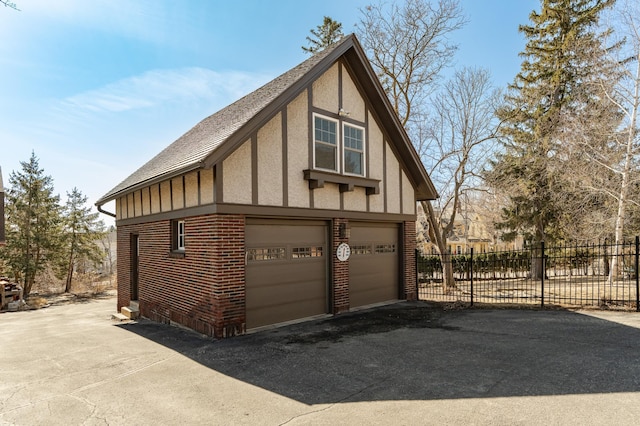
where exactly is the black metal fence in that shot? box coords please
[417,237,640,311]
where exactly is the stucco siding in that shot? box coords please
[368,113,385,213]
[343,186,367,212]
[135,191,144,217]
[160,181,171,212]
[257,113,283,206]
[386,142,400,214]
[141,187,150,216]
[171,177,184,210]
[402,170,416,215]
[150,184,161,214]
[287,91,310,208]
[185,171,199,208]
[200,168,214,205]
[342,68,365,122]
[313,182,341,210]
[312,63,339,112]
[127,193,134,219]
[116,197,123,220]
[223,139,252,205]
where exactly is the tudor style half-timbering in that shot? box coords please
[97,34,437,338]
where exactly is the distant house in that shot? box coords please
[417,203,522,255]
[96,35,437,338]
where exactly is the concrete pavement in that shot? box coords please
[1,295,640,425]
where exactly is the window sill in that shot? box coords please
[303,169,380,195]
[169,250,185,259]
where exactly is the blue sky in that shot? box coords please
[0,0,538,224]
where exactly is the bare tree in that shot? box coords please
[1,0,19,11]
[357,0,468,291]
[418,67,501,289]
[571,1,640,286]
[357,0,466,128]
[606,2,640,285]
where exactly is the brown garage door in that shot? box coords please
[245,219,328,329]
[349,222,400,308]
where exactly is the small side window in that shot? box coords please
[171,219,185,253]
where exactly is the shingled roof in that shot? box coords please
[97,34,437,206]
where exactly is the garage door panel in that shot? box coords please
[349,223,399,308]
[246,263,326,306]
[245,221,328,329]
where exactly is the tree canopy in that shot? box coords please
[302,16,344,55]
[485,0,619,245]
[1,152,62,295]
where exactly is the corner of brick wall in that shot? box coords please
[210,214,246,338]
[332,218,350,313]
[403,221,417,301]
[116,214,246,339]
[116,227,131,312]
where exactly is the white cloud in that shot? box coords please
[0,66,272,207]
[61,68,267,112]
[58,67,270,115]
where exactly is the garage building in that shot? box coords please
[96,34,437,338]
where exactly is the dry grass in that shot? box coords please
[419,276,639,311]
[69,273,116,296]
[24,296,49,309]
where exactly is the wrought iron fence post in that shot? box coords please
[635,235,640,312]
[541,241,545,308]
[470,248,474,307]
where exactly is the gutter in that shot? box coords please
[97,203,116,218]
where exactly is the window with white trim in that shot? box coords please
[313,113,366,176]
[314,115,338,171]
[172,219,185,252]
[343,123,364,176]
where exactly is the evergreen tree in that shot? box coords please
[1,152,63,296]
[302,16,344,55]
[486,0,618,251]
[61,187,105,293]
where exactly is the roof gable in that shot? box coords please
[97,34,437,205]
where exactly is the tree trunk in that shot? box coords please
[531,221,545,280]
[531,244,544,281]
[65,252,74,293]
[421,201,456,293]
[608,54,640,290]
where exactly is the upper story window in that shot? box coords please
[343,123,364,176]
[313,113,365,177]
[314,115,338,171]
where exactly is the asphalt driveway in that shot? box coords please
[2,295,640,425]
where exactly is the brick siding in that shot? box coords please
[332,218,350,313]
[117,214,417,338]
[116,214,245,338]
[403,221,417,301]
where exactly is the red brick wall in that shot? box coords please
[116,214,417,337]
[403,221,417,301]
[116,214,245,338]
[332,218,350,313]
[209,214,245,337]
